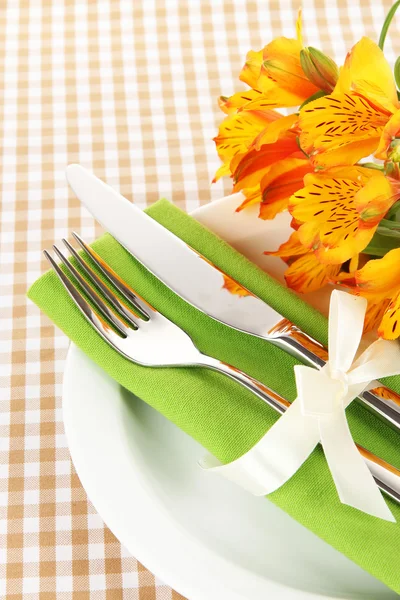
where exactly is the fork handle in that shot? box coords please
[267,318,400,431]
[199,354,400,504]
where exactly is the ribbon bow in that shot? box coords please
[202,291,400,521]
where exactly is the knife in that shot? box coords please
[66,164,400,431]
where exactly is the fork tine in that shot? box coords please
[43,250,127,343]
[52,245,129,336]
[71,232,152,320]
[62,238,140,330]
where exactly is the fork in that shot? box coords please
[44,233,400,504]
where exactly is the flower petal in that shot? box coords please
[335,37,398,112]
[355,173,400,228]
[213,110,281,179]
[299,92,390,163]
[284,251,341,293]
[218,89,264,115]
[212,163,232,183]
[289,167,387,264]
[375,109,400,160]
[235,186,262,212]
[251,114,298,150]
[379,291,400,340]
[239,49,263,88]
[339,248,400,300]
[222,274,252,297]
[259,37,319,102]
[297,39,399,167]
[232,135,301,191]
[259,158,313,220]
[310,138,381,169]
[364,298,390,333]
[265,230,308,262]
[237,89,310,110]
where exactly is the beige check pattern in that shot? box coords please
[1,0,400,598]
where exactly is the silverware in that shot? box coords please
[44,234,400,505]
[66,164,400,432]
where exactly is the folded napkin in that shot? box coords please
[28,199,400,593]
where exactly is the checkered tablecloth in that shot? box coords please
[1,1,399,598]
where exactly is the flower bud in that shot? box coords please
[300,47,338,93]
[388,139,400,164]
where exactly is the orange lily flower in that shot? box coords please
[288,166,400,264]
[298,37,400,168]
[231,124,313,218]
[265,231,341,293]
[222,11,320,113]
[337,249,400,339]
[236,157,314,219]
[213,108,282,182]
[256,36,319,105]
[232,133,302,191]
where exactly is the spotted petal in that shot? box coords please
[284,251,341,293]
[341,248,400,301]
[266,231,339,293]
[232,135,301,191]
[307,138,382,169]
[365,298,391,334]
[299,93,390,166]
[375,109,400,160]
[289,167,387,264]
[335,37,398,113]
[259,158,313,220]
[218,89,264,115]
[239,49,263,88]
[379,292,400,339]
[251,114,298,150]
[213,110,281,180]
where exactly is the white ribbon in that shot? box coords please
[202,290,400,521]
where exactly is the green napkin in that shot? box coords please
[28,199,400,594]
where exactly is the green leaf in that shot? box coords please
[376,226,400,239]
[385,200,400,221]
[378,217,400,230]
[364,232,400,257]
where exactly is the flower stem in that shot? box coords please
[363,245,388,257]
[379,0,400,50]
[385,200,400,220]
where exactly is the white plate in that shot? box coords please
[63,194,396,600]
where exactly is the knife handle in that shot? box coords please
[201,354,400,504]
[267,318,400,431]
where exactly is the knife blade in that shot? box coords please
[66,164,400,430]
